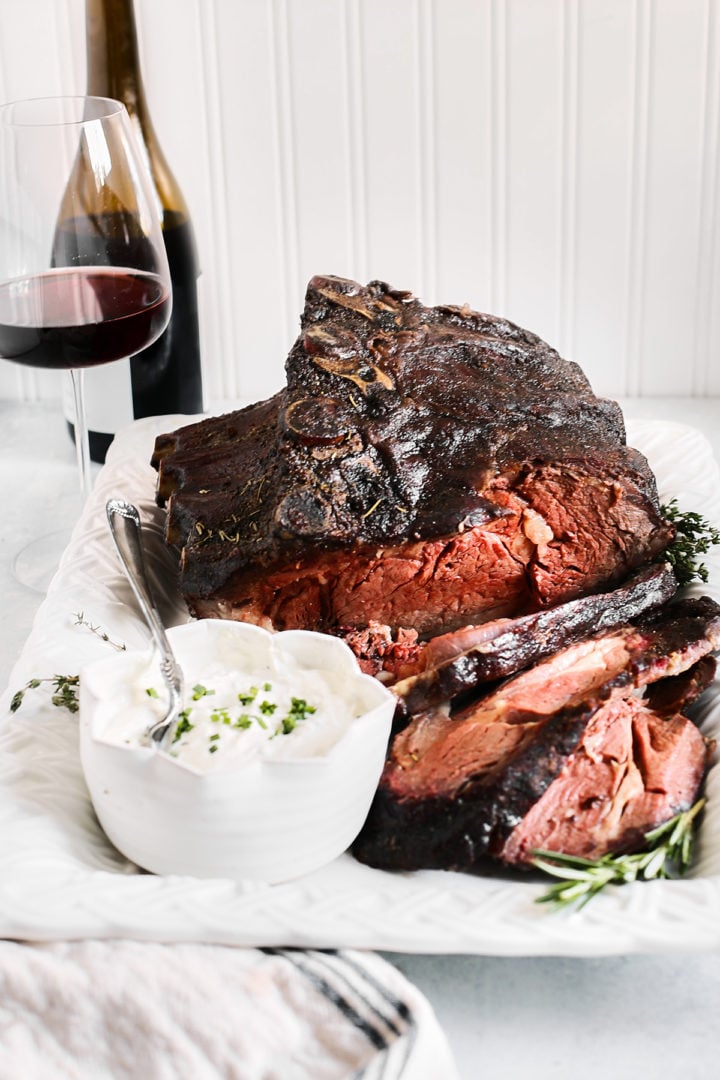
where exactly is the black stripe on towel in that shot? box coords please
[329,952,417,1079]
[337,952,413,1029]
[262,947,389,1052]
[305,950,410,1038]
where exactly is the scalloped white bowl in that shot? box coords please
[78,620,395,883]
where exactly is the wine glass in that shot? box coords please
[0,95,171,589]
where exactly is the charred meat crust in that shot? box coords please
[352,596,720,872]
[152,275,673,632]
[392,562,678,716]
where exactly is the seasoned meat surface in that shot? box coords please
[153,275,673,632]
[352,597,720,871]
[388,562,678,714]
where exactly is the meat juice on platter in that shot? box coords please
[0,267,169,369]
[150,274,720,879]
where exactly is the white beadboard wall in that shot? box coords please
[0,0,719,407]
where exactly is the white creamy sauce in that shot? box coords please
[100,655,367,771]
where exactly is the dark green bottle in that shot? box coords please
[61,0,203,462]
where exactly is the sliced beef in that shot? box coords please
[152,275,673,634]
[352,596,720,872]
[388,562,678,714]
[498,694,709,864]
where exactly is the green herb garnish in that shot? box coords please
[238,686,258,706]
[661,500,720,586]
[145,687,159,698]
[259,700,277,715]
[276,697,318,736]
[235,714,252,730]
[290,697,316,718]
[262,682,273,692]
[192,684,215,700]
[210,707,232,725]
[209,744,218,754]
[172,710,194,743]
[532,798,705,910]
[73,612,126,651]
[10,612,128,715]
[10,674,80,715]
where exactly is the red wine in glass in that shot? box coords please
[0,95,172,592]
[0,268,170,369]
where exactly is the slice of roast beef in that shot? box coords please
[388,562,677,714]
[497,693,709,865]
[152,275,674,635]
[352,596,720,872]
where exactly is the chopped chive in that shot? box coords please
[210,707,232,725]
[209,744,218,754]
[145,687,159,698]
[259,700,277,715]
[238,686,258,705]
[172,710,194,743]
[192,684,215,700]
[209,733,221,742]
[289,697,316,718]
[275,697,318,736]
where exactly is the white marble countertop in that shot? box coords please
[1,395,720,1080]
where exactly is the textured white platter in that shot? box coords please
[1,415,719,956]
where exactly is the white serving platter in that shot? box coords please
[1,414,719,956]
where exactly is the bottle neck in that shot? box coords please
[85,0,190,224]
[86,0,147,120]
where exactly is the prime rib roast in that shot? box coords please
[151,274,718,874]
[153,274,673,637]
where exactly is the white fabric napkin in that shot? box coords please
[0,940,458,1079]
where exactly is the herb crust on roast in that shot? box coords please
[152,274,674,636]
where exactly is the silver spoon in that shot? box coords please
[106,498,184,748]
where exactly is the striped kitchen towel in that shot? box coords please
[0,940,459,1079]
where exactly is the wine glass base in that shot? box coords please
[13,528,72,594]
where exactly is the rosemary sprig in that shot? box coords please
[532,798,705,910]
[661,500,720,586]
[10,674,80,715]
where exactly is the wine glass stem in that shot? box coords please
[69,368,93,502]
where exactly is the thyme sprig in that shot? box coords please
[661,500,720,586]
[73,612,126,651]
[10,611,124,716]
[532,798,705,910]
[10,675,80,715]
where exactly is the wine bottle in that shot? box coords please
[61,0,203,462]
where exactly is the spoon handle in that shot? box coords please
[106,499,183,743]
